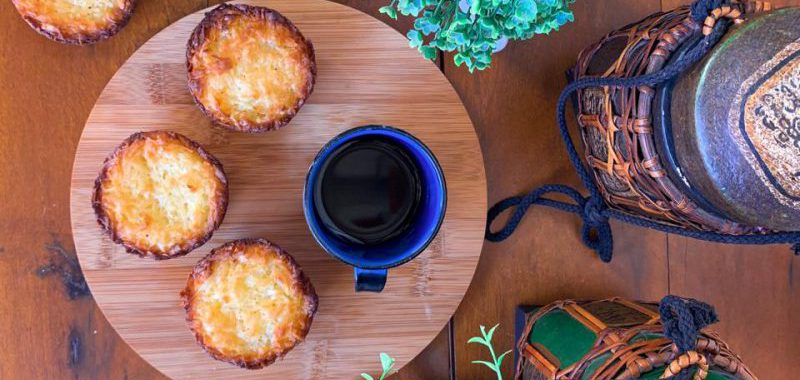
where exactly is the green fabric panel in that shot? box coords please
[580,353,610,380]
[639,369,665,379]
[708,370,738,380]
[528,310,597,368]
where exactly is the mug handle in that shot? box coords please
[354,267,388,292]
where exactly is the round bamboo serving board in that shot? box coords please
[69,0,486,378]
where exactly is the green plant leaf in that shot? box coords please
[453,52,467,67]
[515,0,537,20]
[450,31,466,46]
[361,374,375,380]
[475,51,492,64]
[555,10,575,25]
[452,12,471,26]
[414,16,440,35]
[407,30,423,48]
[379,353,394,374]
[472,360,498,372]
[419,46,438,60]
[470,0,482,16]
[497,350,512,366]
[534,23,551,34]
[468,324,511,379]
[484,324,499,343]
[393,0,575,72]
[467,336,486,345]
[379,5,398,20]
[397,0,424,16]
[466,58,477,72]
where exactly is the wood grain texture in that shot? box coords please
[0,1,210,379]
[68,1,485,379]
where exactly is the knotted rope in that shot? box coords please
[486,0,800,262]
[659,295,719,380]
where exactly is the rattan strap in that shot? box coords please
[660,351,708,380]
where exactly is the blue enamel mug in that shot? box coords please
[303,125,446,292]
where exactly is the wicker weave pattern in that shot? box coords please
[515,298,757,380]
[572,4,768,234]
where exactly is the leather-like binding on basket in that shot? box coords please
[573,5,760,235]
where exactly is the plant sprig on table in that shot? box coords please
[361,352,396,380]
[362,324,511,379]
[380,0,575,72]
[468,324,512,380]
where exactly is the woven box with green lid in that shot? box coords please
[514,298,756,380]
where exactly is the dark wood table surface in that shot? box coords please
[1,0,798,379]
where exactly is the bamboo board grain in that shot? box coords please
[68,1,487,378]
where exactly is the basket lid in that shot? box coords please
[669,8,800,231]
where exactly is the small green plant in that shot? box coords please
[468,324,512,380]
[362,324,511,379]
[380,0,576,72]
[361,352,396,380]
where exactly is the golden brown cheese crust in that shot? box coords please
[181,239,318,369]
[92,131,228,259]
[187,4,316,132]
[12,0,135,45]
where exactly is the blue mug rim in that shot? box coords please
[303,125,447,270]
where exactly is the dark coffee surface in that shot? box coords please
[315,136,421,245]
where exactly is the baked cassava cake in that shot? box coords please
[92,131,228,259]
[181,239,318,369]
[12,0,135,45]
[187,4,316,132]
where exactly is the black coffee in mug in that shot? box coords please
[313,135,422,246]
[304,125,446,292]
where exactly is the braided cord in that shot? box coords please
[659,295,719,380]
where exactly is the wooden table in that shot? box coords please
[1,0,798,379]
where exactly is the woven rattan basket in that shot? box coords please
[487,1,800,261]
[574,7,788,235]
[514,298,756,380]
